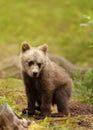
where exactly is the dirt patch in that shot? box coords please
[68,102,93,129]
[69,102,93,116]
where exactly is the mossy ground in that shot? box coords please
[0,78,93,130]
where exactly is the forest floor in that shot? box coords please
[0,78,93,130]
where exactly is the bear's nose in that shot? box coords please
[33,72,38,77]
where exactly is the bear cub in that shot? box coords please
[20,42,73,119]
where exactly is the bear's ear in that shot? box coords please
[22,41,31,52]
[38,44,48,53]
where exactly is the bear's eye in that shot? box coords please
[28,61,34,66]
[38,63,42,68]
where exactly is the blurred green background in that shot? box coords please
[0,0,93,66]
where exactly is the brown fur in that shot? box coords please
[20,42,73,118]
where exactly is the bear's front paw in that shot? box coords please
[22,108,28,114]
[51,112,68,117]
[33,114,46,119]
[22,108,35,116]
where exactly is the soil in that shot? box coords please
[69,102,93,116]
[52,102,93,130]
[69,102,93,129]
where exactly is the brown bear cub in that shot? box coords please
[20,42,73,119]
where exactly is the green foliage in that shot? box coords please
[74,69,93,104]
[0,0,93,65]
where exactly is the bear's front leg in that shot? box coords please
[34,92,52,119]
[22,90,36,116]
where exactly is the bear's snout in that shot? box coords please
[32,68,39,78]
[33,71,38,77]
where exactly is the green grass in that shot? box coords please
[29,117,71,130]
[0,0,93,65]
[0,78,26,112]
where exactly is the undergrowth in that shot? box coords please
[28,117,70,130]
[74,69,93,104]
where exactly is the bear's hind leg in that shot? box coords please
[52,87,69,117]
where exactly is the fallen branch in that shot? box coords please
[0,54,91,79]
[0,104,30,130]
[48,54,91,78]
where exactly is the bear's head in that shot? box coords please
[21,42,48,78]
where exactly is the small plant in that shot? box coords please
[80,14,93,47]
[74,69,93,104]
[80,15,92,27]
